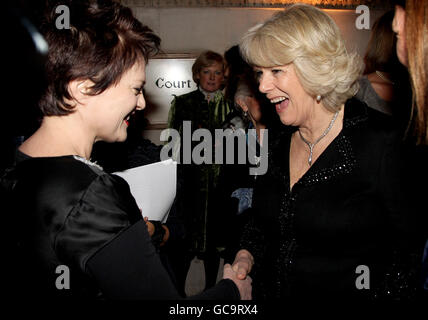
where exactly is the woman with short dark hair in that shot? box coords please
[2,0,251,300]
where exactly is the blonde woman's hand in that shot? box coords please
[231,249,254,280]
[223,263,252,300]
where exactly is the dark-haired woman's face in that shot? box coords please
[85,62,146,143]
[196,62,224,92]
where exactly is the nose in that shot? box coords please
[258,73,273,94]
[209,72,215,80]
[136,93,146,110]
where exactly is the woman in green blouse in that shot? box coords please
[167,50,232,296]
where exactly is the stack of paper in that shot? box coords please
[114,159,177,223]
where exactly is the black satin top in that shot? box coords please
[2,152,239,300]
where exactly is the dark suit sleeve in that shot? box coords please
[75,174,239,300]
[86,219,181,299]
[87,219,240,300]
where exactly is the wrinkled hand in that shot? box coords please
[232,249,254,280]
[223,263,252,300]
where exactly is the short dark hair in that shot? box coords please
[39,0,160,116]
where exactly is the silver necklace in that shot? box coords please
[298,111,339,166]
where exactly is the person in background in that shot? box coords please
[393,0,428,296]
[1,0,46,175]
[232,3,418,300]
[355,10,409,116]
[218,76,269,265]
[167,50,232,296]
[223,45,254,103]
[1,0,251,300]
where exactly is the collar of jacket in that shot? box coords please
[342,97,370,130]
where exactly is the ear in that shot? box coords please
[235,98,248,112]
[392,5,406,36]
[67,79,95,103]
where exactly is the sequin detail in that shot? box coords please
[273,134,356,298]
[73,155,104,171]
[299,134,356,188]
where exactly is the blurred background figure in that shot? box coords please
[1,0,47,297]
[1,0,47,175]
[218,76,268,265]
[393,0,428,296]
[167,50,232,296]
[355,10,409,117]
[223,45,254,103]
[218,45,279,265]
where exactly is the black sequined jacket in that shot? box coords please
[241,98,419,300]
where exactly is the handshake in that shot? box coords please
[223,249,254,300]
[144,217,254,300]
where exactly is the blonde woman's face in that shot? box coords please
[255,63,314,127]
[196,62,224,92]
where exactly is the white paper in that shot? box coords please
[114,159,177,223]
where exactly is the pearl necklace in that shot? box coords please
[298,111,339,166]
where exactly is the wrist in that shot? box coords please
[161,225,170,246]
[149,220,166,249]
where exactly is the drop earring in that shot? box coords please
[316,95,321,102]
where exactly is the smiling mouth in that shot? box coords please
[271,97,289,113]
[124,111,135,126]
[270,96,287,104]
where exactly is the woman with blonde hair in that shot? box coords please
[167,50,232,296]
[232,3,416,299]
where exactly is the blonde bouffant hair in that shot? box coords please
[239,3,363,112]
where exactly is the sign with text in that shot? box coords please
[144,57,197,126]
